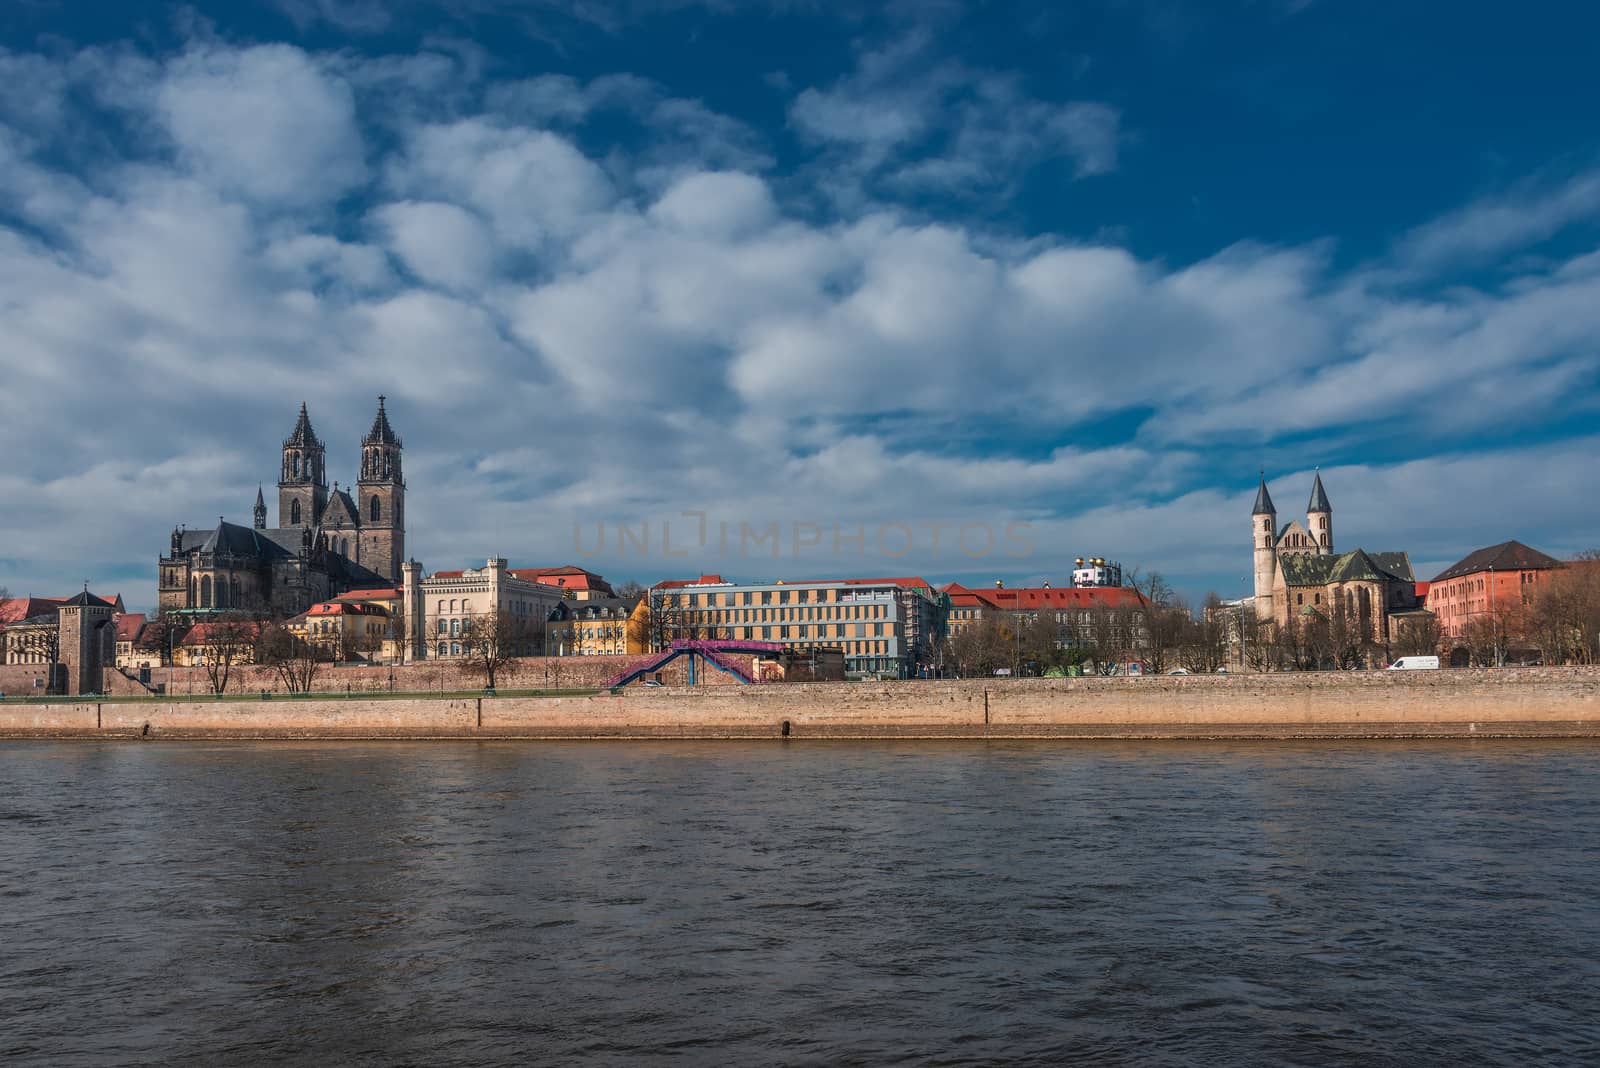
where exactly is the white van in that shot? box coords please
[1386,655,1440,671]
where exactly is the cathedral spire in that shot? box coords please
[1252,470,1276,516]
[253,485,267,529]
[285,401,320,448]
[363,394,401,447]
[1308,468,1332,514]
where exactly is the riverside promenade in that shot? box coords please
[1,668,1597,740]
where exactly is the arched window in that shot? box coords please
[292,454,301,478]
[370,495,381,522]
[290,499,301,525]
[200,576,212,608]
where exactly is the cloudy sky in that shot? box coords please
[2,0,1598,611]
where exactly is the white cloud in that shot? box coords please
[789,35,1121,201]
[155,44,368,208]
[371,200,496,290]
[388,118,614,252]
[1396,168,1600,271]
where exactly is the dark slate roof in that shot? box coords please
[1308,470,1331,513]
[259,527,311,554]
[62,590,113,608]
[178,521,293,559]
[363,395,401,446]
[1252,476,1276,516]
[284,402,321,448]
[325,553,388,589]
[1281,549,1414,587]
[550,595,642,620]
[1431,540,1565,583]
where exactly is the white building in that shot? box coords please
[400,557,566,661]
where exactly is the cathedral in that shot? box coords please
[158,399,406,619]
[1251,470,1425,647]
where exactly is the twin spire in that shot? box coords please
[1252,468,1334,516]
[286,397,397,448]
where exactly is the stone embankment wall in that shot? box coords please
[82,653,742,697]
[3,667,1597,740]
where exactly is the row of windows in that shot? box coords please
[671,589,893,608]
[684,603,888,622]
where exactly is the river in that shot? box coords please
[2,740,1597,1065]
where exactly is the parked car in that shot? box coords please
[1166,668,1190,675]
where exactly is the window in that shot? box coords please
[290,499,301,525]
[200,576,212,608]
[370,495,380,522]
[437,619,447,634]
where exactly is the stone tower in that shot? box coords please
[400,558,423,663]
[356,395,405,582]
[279,402,327,529]
[252,485,267,530]
[1252,473,1278,629]
[58,589,113,696]
[1307,469,1333,555]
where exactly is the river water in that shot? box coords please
[2,740,1597,1065]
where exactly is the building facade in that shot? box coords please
[1430,540,1564,646]
[549,596,648,656]
[649,575,943,678]
[158,399,403,620]
[402,557,569,661]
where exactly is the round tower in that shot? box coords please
[1252,473,1278,628]
[1307,469,1333,555]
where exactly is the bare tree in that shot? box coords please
[198,613,260,694]
[1178,593,1230,674]
[615,580,647,600]
[1529,554,1600,664]
[1392,613,1441,659]
[646,590,728,650]
[948,613,1010,677]
[259,623,327,693]
[458,610,533,691]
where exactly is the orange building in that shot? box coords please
[1429,540,1563,645]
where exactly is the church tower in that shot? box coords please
[356,395,405,582]
[1307,469,1333,555]
[1252,473,1278,628]
[279,402,327,529]
[253,485,267,530]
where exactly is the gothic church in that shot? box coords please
[158,399,406,618]
[1250,470,1425,648]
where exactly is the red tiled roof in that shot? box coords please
[1,593,122,625]
[1415,581,1431,602]
[943,583,1148,611]
[333,587,402,601]
[653,574,726,589]
[839,577,935,590]
[115,613,147,642]
[179,621,262,644]
[307,601,388,617]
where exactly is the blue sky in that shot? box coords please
[2,0,1598,611]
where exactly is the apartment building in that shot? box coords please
[650,575,943,678]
